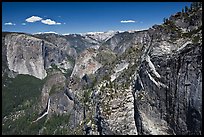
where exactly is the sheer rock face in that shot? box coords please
[4,33,73,80]
[34,33,78,58]
[134,43,202,135]
[40,72,66,112]
[5,34,47,80]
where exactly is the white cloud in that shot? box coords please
[120,20,136,23]
[26,16,42,22]
[41,19,61,25]
[4,22,16,26]
[22,23,26,25]
[25,15,62,26]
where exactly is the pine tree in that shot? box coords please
[165,18,168,24]
[195,2,199,8]
[163,18,166,23]
[185,6,189,13]
[182,8,184,13]
[190,4,193,12]
[199,2,202,8]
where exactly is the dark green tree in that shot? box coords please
[182,8,184,13]
[190,4,193,12]
[163,18,166,23]
[198,2,202,8]
[185,6,189,13]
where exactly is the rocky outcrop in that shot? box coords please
[169,7,202,32]
[101,30,149,55]
[71,48,102,79]
[73,79,137,135]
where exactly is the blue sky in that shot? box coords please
[2,2,191,34]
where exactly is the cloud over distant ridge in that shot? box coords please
[26,16,42,22]
[41,19,61,25]
[25,16,61,25]
[120,20,136,23]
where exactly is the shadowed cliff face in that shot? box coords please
[133,42,202,135]
[130,7,202,134]
[129,7,202,134]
